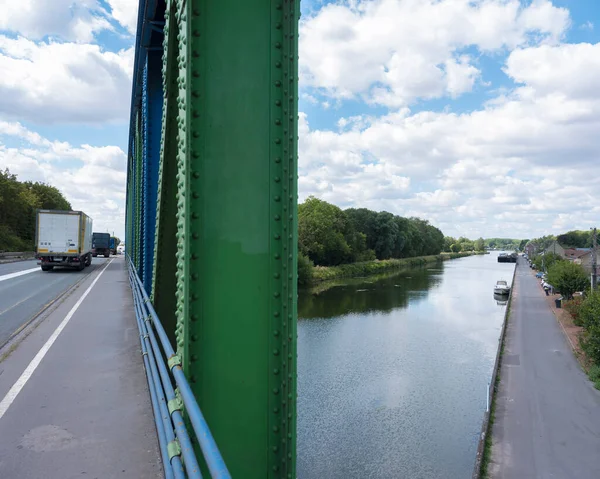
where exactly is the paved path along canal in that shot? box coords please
[489,258,600,479]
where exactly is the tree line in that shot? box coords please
[0,169,71,251]
[298,196,446,267]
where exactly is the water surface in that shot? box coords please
[297,253,515,478]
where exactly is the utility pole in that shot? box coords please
[592,227,597,291]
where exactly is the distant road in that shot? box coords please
[0,258,109,348]
[489,258,600,478]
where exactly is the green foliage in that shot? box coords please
[299,197,446,268]
[588,365,600,391]
[518,239,529,251]
[547,261,588,299]
[564,296,585,326]
[0,169,71,251]
[557,230,594,248]
[485,238,521,250]
[297,253,314,286]
[579,290,600,366]
[310,252,472,283]
[474,237,485,251]
[450,243,462,253]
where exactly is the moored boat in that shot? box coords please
[494,280,510,295]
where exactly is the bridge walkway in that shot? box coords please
[0,257,162,478]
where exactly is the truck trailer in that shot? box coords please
[92,232,111,258]
[109,236,119,255]
[36,210,93,271]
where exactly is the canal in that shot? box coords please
[297,253,516,479]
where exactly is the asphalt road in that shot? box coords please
[0,257,162,478]
[0,257,108,349]
[489,258,600,478]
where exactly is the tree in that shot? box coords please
[547,261,589,299]
[474,237,485,251]
[298,196,352,266]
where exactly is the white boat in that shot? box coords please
[494,280,510,295]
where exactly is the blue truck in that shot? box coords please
[109,237,119,255]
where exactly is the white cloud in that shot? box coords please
[0,35,134,124]
[299,40,600,238]
[300,0,570,106]
[0,121,127,239]
[105,0,139,33]
[0,0,115,43]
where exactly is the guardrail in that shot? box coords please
[127,256,231,479]
[0,251,35,258]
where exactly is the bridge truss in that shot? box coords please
[126,1,299,477]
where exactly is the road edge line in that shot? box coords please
[0,259,113,421]
[0,264,101,356]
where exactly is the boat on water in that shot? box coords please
[494,280,510,295]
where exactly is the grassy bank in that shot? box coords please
[305,252,476,284]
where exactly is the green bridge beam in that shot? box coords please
[150,1,299,477]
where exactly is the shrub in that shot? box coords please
[579,290,600,365]
[297,253,314,286]
[564,296,585,326]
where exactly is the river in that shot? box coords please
[297,252,516,478]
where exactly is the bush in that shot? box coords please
[579,290,600,365]
[564,296,585,326]
[297,253,314,286]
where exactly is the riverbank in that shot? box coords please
[476,264,516,478]
[307,252,479,284]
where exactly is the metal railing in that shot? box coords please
[127,256,231,479]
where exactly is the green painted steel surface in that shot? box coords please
[150,1,299,476]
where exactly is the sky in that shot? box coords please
[0,0,599,241]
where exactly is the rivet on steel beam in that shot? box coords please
[274,311,280,317]
[274,177,280,182]
[275,61,282,68]
[274,215,281,221]
[273,389,280,395]
[275,100,282,106]
[275,42,282,49]
[274,195,281,202]
[273,349,280,356]
[192,192,199,199]
[275,80,282,87]
[275,157,281,163]
[192,170,200,177]
[274,292,280,298]
[275,254,281,260]
[275,139,281,144]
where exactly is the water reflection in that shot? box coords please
[493,292,509,305]
[298,267,442,319]
[297,253,515,479]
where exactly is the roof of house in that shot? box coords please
[564,248,590,259]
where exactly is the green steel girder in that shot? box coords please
[151,1,299,477]
[152,3,181,346]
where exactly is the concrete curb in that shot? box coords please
[471,259,518,479]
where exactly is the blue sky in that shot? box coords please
[1,0,600,240]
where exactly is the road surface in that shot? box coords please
[0,257,162,478]
[0,258,108,348]
[489,258,600,478]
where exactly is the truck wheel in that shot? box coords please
[41,265,53,272]
[85,254,92,267]
[78,259,85,271]
[104,253,109,258]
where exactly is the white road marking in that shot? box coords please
[0,268,39,283]
[0,259,113,421]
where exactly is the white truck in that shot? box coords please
[36,210,93,271]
